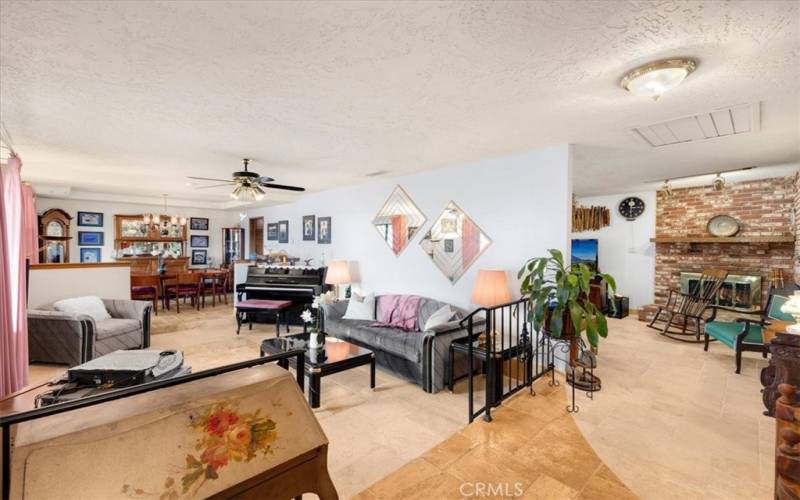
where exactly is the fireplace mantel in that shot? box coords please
[651,236,794,244]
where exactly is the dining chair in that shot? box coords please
[165,272,204,313]
[203,269,229,307]
[131,274,160,315]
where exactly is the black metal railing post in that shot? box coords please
[459,299,555,423]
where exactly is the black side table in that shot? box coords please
[447,336,533,407]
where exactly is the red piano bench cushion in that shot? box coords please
[238,299,293,310]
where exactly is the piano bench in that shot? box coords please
[236,299,296,336]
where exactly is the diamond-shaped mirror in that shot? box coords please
[372,185,427,256]
[420,201,492,284]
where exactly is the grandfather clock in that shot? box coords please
[39,208,72,263]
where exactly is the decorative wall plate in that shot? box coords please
[707,215,740,237]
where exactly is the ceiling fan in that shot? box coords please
[187,158,305,201]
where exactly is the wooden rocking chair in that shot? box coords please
[648,269,729,342]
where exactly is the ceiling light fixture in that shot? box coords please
[712,173,725,191]
[661,179,673,199]
[620,58,697,101]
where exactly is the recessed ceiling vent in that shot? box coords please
[632,102,760,148]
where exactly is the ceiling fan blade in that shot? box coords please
[261,183,306,192]
[194,183,234,189]
[187,176,235,183]
[257,176,275,183]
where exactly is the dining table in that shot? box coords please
[131,268,229,311]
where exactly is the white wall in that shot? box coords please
[35,198,241,266]
[572,191,656,308]
[246,144,573,309]
[29,264,131,308]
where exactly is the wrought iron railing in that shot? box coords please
[0,349,306,499]
[458,298,555,422]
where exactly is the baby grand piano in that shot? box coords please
[236,265,328,325]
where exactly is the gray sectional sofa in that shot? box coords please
[28,299,152,366]
[322,296,485,393]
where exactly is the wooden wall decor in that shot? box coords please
[572,205,610,232]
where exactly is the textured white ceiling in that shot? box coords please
[1,0,798,206]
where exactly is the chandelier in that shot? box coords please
[144,194,186,228]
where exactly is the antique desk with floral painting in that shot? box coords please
[1,356,338,500]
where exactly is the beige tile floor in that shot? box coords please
[26,305,774,499]
[570,316,773,499]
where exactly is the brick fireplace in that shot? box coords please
[655,176,797,309]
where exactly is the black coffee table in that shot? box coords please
[260,333,375,408]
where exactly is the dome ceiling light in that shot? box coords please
[620,58,697,101]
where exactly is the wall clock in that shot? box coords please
[618,197,645,221]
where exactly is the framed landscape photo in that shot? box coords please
[77,211,103,227]
[278,220,289,243]
[190,235,209,248]
[303,215,316,241]
[78,231,104,246]
[189,217,209,231]
[79,247,101,263]
[318,217,331,244]
[191,249,207,265]
[267,223,279,241]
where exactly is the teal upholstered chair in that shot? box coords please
[704,289,794,373]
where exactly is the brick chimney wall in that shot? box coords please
[655,176,796,306]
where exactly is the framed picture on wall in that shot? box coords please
[303,215,316,241]
[267,223,279,241]
[77,211,103,227]
[318,217,331,244]
[190,235,209,248]
[80,248,101,263]
[189,218,209,231]
[191,249,208,265]
[278,220,289,243]
[78,231,104,246]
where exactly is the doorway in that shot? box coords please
[249,217,264,256]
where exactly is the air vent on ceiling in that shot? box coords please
[632,102,760,148]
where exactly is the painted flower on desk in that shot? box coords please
[124,402,278,499]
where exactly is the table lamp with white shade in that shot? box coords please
[471,269,511,346]
[325,260,351,301]
[781,291,800,334]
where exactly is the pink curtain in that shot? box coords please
[1,153,30,397]
[462,217,480,268]
[391,215,407,254]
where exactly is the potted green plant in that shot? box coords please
[518,248,616,363]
